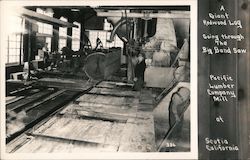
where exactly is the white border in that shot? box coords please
[0,0,198,159]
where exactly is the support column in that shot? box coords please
[67,19,73,49]
[52,25,59,52]
[80,18,85,49]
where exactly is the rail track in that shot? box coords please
[6,80,156,152]
[6,79,190,153]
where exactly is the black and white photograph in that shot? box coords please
[1,0,249,159]
[1,0,198,159]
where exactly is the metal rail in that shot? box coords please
[7,80,157,152]
[6,90,81,143]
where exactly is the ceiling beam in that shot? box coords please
[18,8,78,28]
[96,11,190,19]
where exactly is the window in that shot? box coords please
[59,39,67,51]
[6,16,24,64]
[87,18,123,49]
[45,37,52,51]
[37,22,53,35]
[103,19,113,31]
[88,30,123,49]
[59,17,68,51]
[72,22,81,51]
[36,8,53,52]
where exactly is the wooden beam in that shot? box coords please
[37,78,95,91]
[7,89,54,112]
[26,132,119,149]
[63,106,148,120]
[6,90,80,144]
[23,90,66,112]
[18,8,78,28]
[96,11,190,19]
[57,112,128,123]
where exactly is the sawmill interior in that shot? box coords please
[5,5,191,152]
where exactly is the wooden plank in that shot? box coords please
[14,134,118,153]
[97,11,190,19]
[9,87,42,97]
[96,81,133,89]
[37,78,96,91]
[8,105,156,152]
[77,101,136,110]
[9,86,33,95]
[32,116,125,146]
[6,96,25,105]
[60,108,148,121]
[6,116,59,153]
[23,90,66,112]
[27,132,119,149]
[86,92,134,98]
[7,84,158,153]
[17,8,78,28]
[118,114,156,152]
[56,112,128,123]
[6,90,80,143]
[6,89,55,111]
[76,94,139,106]
[61,103,137,118]
[139,88,155,106]
[89,87,139,98]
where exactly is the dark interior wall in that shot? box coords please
[36,36,46,50]
[23,21,37,62]
[52,8,104,50]
[84,16,104,30]
[5,65,23,80]
[48,9,101,51]
[173,19,190,48]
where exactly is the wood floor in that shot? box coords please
[7,81,156,152]
[6,79,191,153]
